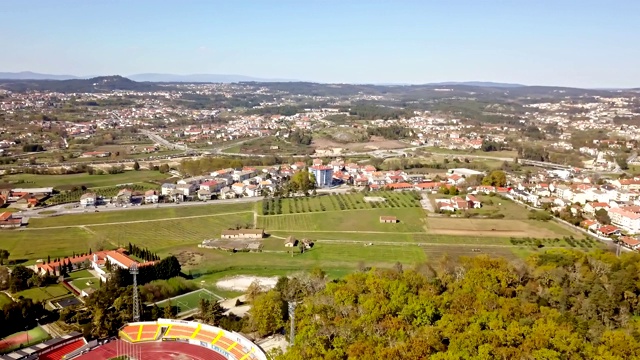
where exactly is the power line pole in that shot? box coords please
[130,263,140,322]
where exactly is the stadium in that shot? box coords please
[0,319,267,360]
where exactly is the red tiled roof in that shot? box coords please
[386,182,413,189]
[0,212,12,221]
[621,236,640,247]
[598,225,620,234]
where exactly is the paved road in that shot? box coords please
[22,187,352,218]
[21,196,262,218]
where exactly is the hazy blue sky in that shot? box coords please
[1,0,638,87]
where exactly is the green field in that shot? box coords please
[0,203,254,261]
[0,228,93,260]
[1,171,169,189]
[0,292,13,308]
[260,192,421,215]
[153,288,220,314]
[29,202,254,228]
[71,277,99,291]
[67,269,94,280]
[69,270,99,291]
[88,212,254,253]
[13,284,71,302]
[258,207,426,233]
[0,326,51,353]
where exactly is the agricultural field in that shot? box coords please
[258,207,426,233]
[0,227,93,260]
[29,202,254,228]
[225,136,314,156]
[425,217,581,239]
[1,170,169,189]
[420,244,522,262]
[0,203,254,261]
[87,212,254,254]
[260,192,421,215]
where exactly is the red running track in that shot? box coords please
[75,340,227,360]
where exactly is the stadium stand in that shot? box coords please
[38,339,85,360]
[116,319,267,360]
[0,332,85,360]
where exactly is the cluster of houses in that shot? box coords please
[32,248,157,285]
[0,187,53,209]
[75,162,489,207]
[506,177,640,236]
[435,194,483,212]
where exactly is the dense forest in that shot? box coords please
[264,250,640,359]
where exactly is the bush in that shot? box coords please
[140,277,198,303]
[528,210,553,221]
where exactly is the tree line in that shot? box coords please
[127,243,160,262]
[252,250,640,359]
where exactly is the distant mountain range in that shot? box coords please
[0,71,636,91]
[0,71,294,83]
[0,75,166,93]
[127,73,296,83]
[426,81,525,88]
[0,71,82,81]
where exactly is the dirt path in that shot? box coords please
[271,230,425,234]
[313,239,567,249]
[253,211,258,229]
[24,210,253,230]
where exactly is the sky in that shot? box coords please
[1,0,639,88]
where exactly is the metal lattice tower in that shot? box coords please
[288,302,297,346]
[130,263,140,322]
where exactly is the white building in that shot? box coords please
[608,207,640,234]
[310,165,333,188]
[79,193,96,207]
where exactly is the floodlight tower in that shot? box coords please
[130,263,140,322]
[288,302,298,346]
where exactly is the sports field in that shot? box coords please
[13,284,71,302]
[0,326,51,354]
[153,288,221,315]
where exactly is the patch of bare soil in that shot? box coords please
[312,136,406,152]
[173,250,204,267]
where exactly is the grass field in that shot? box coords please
[153,288,220,314]
[13,284,71,302]
[70,277,99,291]
[1,171,169,189]
[0,326,51,353]
[258,207,426,233]
[0,203,254,261]
[0,292,13,307]
[28,202,254,228]
[426,218,563,238]
[0,228,93,260]
[68,269,94,280]
[421,147,518,159]
[88,212,253,253]
[260,192,421,215]
[69,270,99,291]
